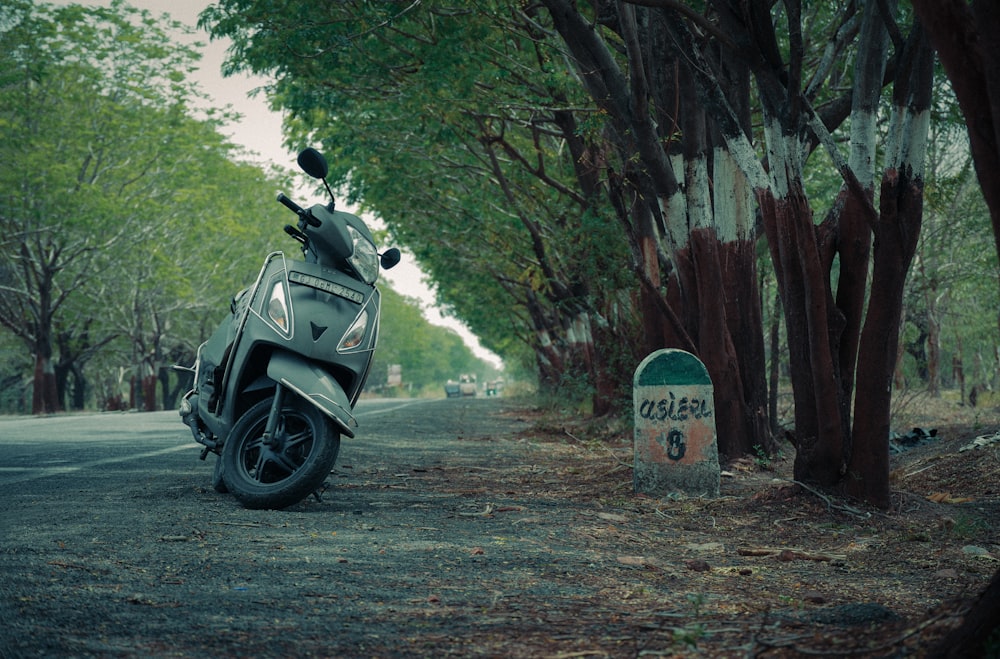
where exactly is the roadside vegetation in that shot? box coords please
[0,0,491,416]
[202,0,1000,505]
[1,0,996,484]
[2,1,999,650]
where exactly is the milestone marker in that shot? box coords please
[633,349,720,497]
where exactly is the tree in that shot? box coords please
[201,0,946,508]
[0,0,209,412]
[371,285,493,394]
[534,1,934,506]
[0,0,302,413]
[538,0,773,457]
[912,0,1000,280]
[903,108,997,400]
[903,3,1000,654]
[202,0,645,415]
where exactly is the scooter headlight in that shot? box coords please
[346,225,379,285]
[338,308,369,351]
[267,280,291,335]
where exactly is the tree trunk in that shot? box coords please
[70,366,86,411]
[847,23,933,506]
[912,0,1000,271]
[912,4,1000,644]
[768,289,782,437]
[142,375,157,412]
[757,185,847,486]
[27,244,61,415]
[894,311,907,390]
[715,150,773,455]
[848,168,924,507]
[32,352,60,415]
[927,300,942,396]
[159,365,174,411]
[928,567,1000,658]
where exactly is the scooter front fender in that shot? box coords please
[266,350,358,438]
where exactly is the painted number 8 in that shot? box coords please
[666,429,686,461]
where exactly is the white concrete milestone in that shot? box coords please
[633,349,720,497]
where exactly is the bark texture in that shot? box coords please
[912,0,1000,270]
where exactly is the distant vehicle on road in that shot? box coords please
[459,374,477,397]
[444,374,478,397]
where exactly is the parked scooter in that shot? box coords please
[177,148,399,509]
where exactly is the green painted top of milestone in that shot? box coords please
[634,349,711,387]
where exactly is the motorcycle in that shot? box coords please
[177,147,400,509]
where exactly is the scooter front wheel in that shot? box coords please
[212,453,228,494]
[222,396,340,509]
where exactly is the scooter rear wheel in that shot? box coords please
[222,396,340,509]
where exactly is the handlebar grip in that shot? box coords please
[283,224,307,243]
[276,192,303,214]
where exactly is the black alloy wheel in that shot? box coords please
[221,396,340,509]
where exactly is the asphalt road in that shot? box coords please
[1,397,593,658]
[3,398,988,657]
[0,398,447,491]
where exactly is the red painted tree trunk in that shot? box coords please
[848,169,923,507]
[757,187,847,486]
[912,0,1000,272]
[689,228,754,459]
[32,353,60,415]
[928,567,1000,658]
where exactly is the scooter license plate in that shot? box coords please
[288,271,364,304]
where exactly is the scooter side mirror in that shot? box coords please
[380,248,401,270]
[297,148,329,180]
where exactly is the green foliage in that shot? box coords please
[202,0,636,402]
[199,0,999,426]
[0,0,504,412]
[370,284,496,396]
[898,83,999,393]
[0,0,294,410]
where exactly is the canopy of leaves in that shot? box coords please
[202,0,634,375]
[201,0,998,426]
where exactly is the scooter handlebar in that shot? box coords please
[276,192,303,214]
[276,192,322,227]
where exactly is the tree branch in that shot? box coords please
[622,0,737,50]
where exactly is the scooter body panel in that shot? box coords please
[187,250,379,437]
[266,350,357,438]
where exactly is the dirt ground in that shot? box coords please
[519,398,1000,657]
[1,395,998,657]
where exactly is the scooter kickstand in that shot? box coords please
[311,480,331,503]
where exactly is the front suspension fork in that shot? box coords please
[263,383,287,443]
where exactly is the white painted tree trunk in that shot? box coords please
[712,148,753,244]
